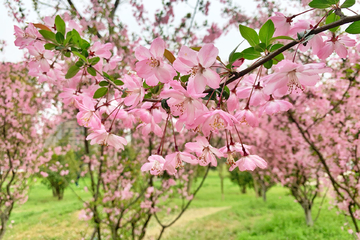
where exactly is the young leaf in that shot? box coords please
[259,20,275,46]
[75,60,84,67]
[270,36,295,42]
[341,0,355,8]
[228,43,242,63]
[345,20,360,34]
[99,81,109,87]
[44,43,57,50]
[55,15,66,36]
[93,87,108,99]
[229,52,244,65]
[87,67,97,76]
[239,25,259,47]
[164,49,176,64]
[113,80,124,85]
[241,47,261,60]
[309,0,337,8]
[65,65,80,79]
[161,99,170,112]
[39,30,56,42]
[71,29,81,47]
[264,59,273,69]
[325,13,340,32]
[63,31,73,45]
[254,43,267,52]
[55,32,64,44]
[89,57,100,66]
[72,51,87,62]
[33,23,52,32]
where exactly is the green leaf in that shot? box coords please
[273,53,284,63]
[229,52,244,64]
[259,20,275,46]
[72,51,87,62]
[99,81,109,87]
[93,87,108,99]
[103,72,113,80]
[270,36,295,42]
[39,30,56,42]
[270,43,284,52]
[239,25,259,47]
[341,0,355,8]
[71,29,81,47]
[325,13,340,32]
[55,32,64,44]
[75,60,84,67]
[87,67,97,76]
[202,89,217,100]
[89,57,100,66]
[180,75,190,83]
[55,15,66,36]
[223,86,230,100]
[345,20,360,34]
[80,39,90,50]
[63,31,72,45]
[63,51,71,58]
[44,43,56,50]
[309,0,337,9]
[254,43,267,52]
[113,80,124,85]
[241,47,261,60]
[65,65,80,79]
[161,99,170,112]
[264,60,273,69]
[82,50,89,58]
[228,43,241,63]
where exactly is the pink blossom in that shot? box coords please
[173,44,221,94]
[86,127,128,150]
[234,108,258,127]
[269,12,292,37]
[229,154,267,171]
[76,97,102,129]
[259,97,293,116]
[141,155,166,175]
[26,42,54,72]
[317,35,356,60]
[193,109,238,136]
[262,60,328,97]
[122,75,145,107]
[163,152,198,175]
[135,37,176,86]
[160,81,206,128]
[14,24,41,49]
[89,42,113,59]
[40,171,48,177]
[185,136,222,166]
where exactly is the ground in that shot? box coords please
[4,171,352,240]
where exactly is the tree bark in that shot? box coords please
[303,204,313,226]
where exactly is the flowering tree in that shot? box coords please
[0,63,54,238]
[7,0,360,238]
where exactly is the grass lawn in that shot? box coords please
[4,171,353,240]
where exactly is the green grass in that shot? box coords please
[3,171,353,240]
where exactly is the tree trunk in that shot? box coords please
[0,213,7,239]
[261,184,267,202]
[303,204,313,226]
[218,163,224,200]
[241,185,246,194]
[253,179,261,197]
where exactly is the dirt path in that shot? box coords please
[145,206,231,240]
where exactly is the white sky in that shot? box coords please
[0,0,261,63]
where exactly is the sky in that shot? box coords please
[0,0,260,63]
